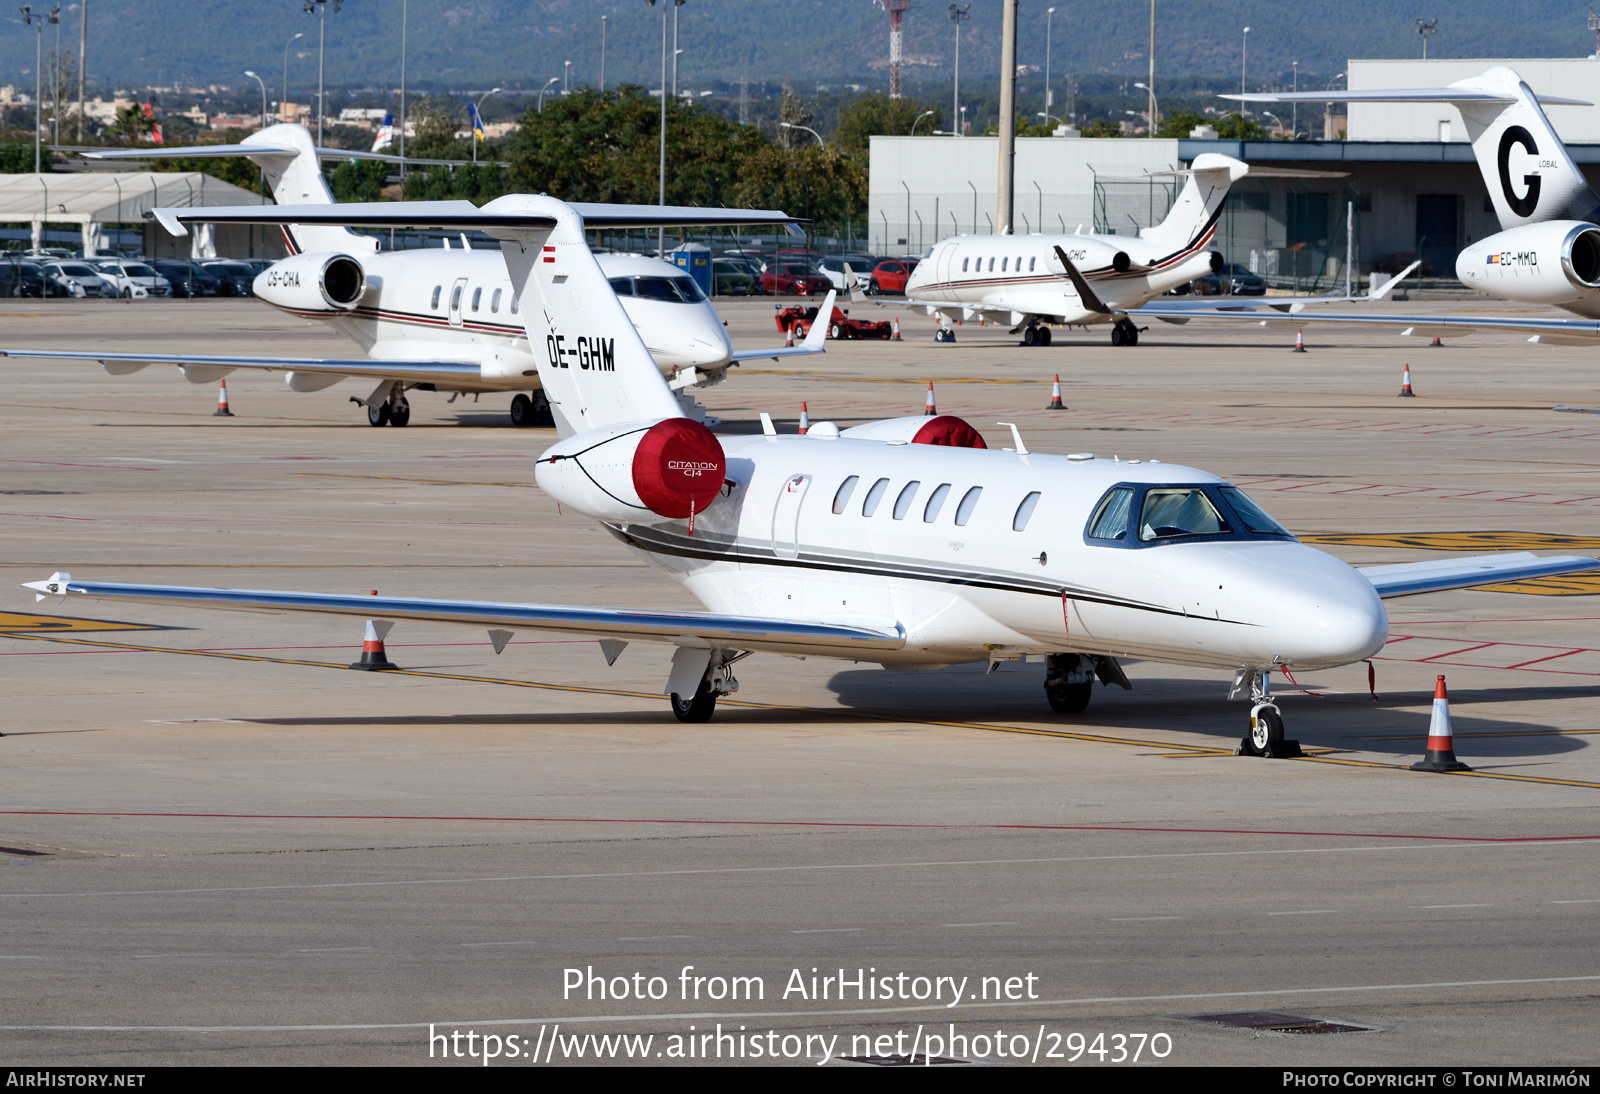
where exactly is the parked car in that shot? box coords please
[775,304,892,341]
[818,253,877,291]
[0,259,51,298]
[200,260,258,297]
[92,259,171,298]
[153,259,223,298]
[43,260,113,298]
[865,258,918,295]
[1194,263,1265,296]
[711,258,756,296]
[715,253,767,292]
[759,262,834,297]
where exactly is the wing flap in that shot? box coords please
[21,575,906,654]
[0,348,484,385]
[1359,552,1600,599]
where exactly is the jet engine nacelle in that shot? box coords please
[535,417,726,523]
[1054,239,1150,275]
[1456,221,1600,305]
[253,252,367,313]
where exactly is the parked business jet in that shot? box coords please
[24,193,1598,752]
[1180,67,1600,345]
[898,153,1378,347]
[3,124,820,427]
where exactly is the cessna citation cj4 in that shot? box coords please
[26,193,1600,754]
[0,124,822,427]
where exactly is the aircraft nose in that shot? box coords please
[1270,574,1387,668]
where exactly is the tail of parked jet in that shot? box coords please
[1138,152,1249,256]
[1225,67,1599,231]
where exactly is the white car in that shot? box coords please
[818,253,876,291]
[44,261,114,298]
[91,259,170,298]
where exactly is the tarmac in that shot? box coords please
[0,294,1597,1067]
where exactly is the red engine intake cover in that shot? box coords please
[631,417,727,519]
[913,415,988,449]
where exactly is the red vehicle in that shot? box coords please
[866,258,918,295]
[775,304,892,341]
[759,261,834,296]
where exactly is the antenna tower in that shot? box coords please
[884,0,911,98]
[1591,7,1600,55]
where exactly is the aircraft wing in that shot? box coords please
[727,290,835,361]
[1359,553,1600,599]
[1121,306,1600,344]
[20,573,907,657]
[0,348,484,385]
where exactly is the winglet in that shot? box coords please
[1367,260,1421,301]
[1053,246,1112,314]
[801,291,837,351]
[154,208,188,237]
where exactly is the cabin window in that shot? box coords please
[491,288,502,313]
[1001,257,1008,272]
[954,486,982,526]
[832,475,860,515]
[450,284,463,311]
[861,477,890,517]
[1086,488,1134,541]
[961,257,969,272]
[1138,488,1231,542]
[1029,256,1036,272]
[923,483,951,522]
[430,285,441,310]
[471,287,482,312]
[892,481,921,520]
[510,293,519,314]
[987,257,995,272]
[1013,491,1041,532]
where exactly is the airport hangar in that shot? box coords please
[868,57,1600,292]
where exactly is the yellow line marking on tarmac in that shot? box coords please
[1295,531,1600,595]
[294,473,536,488]
[742,371,1040,384]
[1359,728,1600,740]
[0,612,160,634]
[6,631,1599,790]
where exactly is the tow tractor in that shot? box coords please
[775,304,892,341]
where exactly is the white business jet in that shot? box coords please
[24,193,1599,754]
[1159,67,1600,345]
[897,153,1393,348]
[2,124,821,427]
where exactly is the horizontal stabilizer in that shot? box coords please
[1359,552,1600,599]
[1222,90,1591,107]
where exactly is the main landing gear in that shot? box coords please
[670,651,747,723]
[1231,667,1305,758]
[1109,317,1141,347]
[1019,324,1052,347]
[1043,653,1132,715]
[364,390,410,427]
[509,391,552,428]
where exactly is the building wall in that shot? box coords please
[1349,58,1600,142]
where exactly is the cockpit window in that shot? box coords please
[1139,488,1230,542]
[1086,488,1134,541]
[1219,487,1293,537]
[608,277,635,296]
[634,276,707,304]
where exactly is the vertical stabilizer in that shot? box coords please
[1138,153,1248,256]
[1451,67,1600,228]
[239,124,376,254]
[488,196,684,438]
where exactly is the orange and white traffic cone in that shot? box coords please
[891,316,902,341]
[1046,374,1066,410]
[923,382,937,416]
[1293,328,1307,353]
[350,619,399,671]
[784,325,795,348]
[1430,336,1444,347]
[1411,675,1470,771]
[1399,363,1416,397]
[213,379,234,417]
[798,402,810,435]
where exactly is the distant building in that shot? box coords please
[208,115,256,130]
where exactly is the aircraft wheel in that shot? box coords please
[510,393,532,427]
[1250,707,1286,756]
[1038,327,1052,347]
[390,401,411,427]
[1020,326,1037,347]
[367,403,390,427]
[1109,323,1126,347]
[1046,679,1093,714]
[670,681,718,723]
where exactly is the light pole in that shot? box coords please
[1240,26,1249,99]
[1044,7,1055,127]
[473,86,501,165]
[75,0,85,141]
[1416,18,1438,59]
[399,0,406,177]
[599,15,606,91]
[49,2,59,145]
[302,0,342,148]
[536,76,559,113]
[244,70,267,129]
[647,0,685,257]
[780,121,824,146]
[1134,81,1157,136]
[911,108,935,134]
[949,4,969,136]
[21,5,45,172]
[564,60,571,94]
[1291,60,1299,136]
[282,31,303,125]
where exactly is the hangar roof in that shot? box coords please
[0,172,266,225]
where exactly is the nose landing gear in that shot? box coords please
[1231,668,1305,758]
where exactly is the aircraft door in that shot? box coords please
[447,277,469,328]
[936,242,954,284]
[772,474,810,560]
